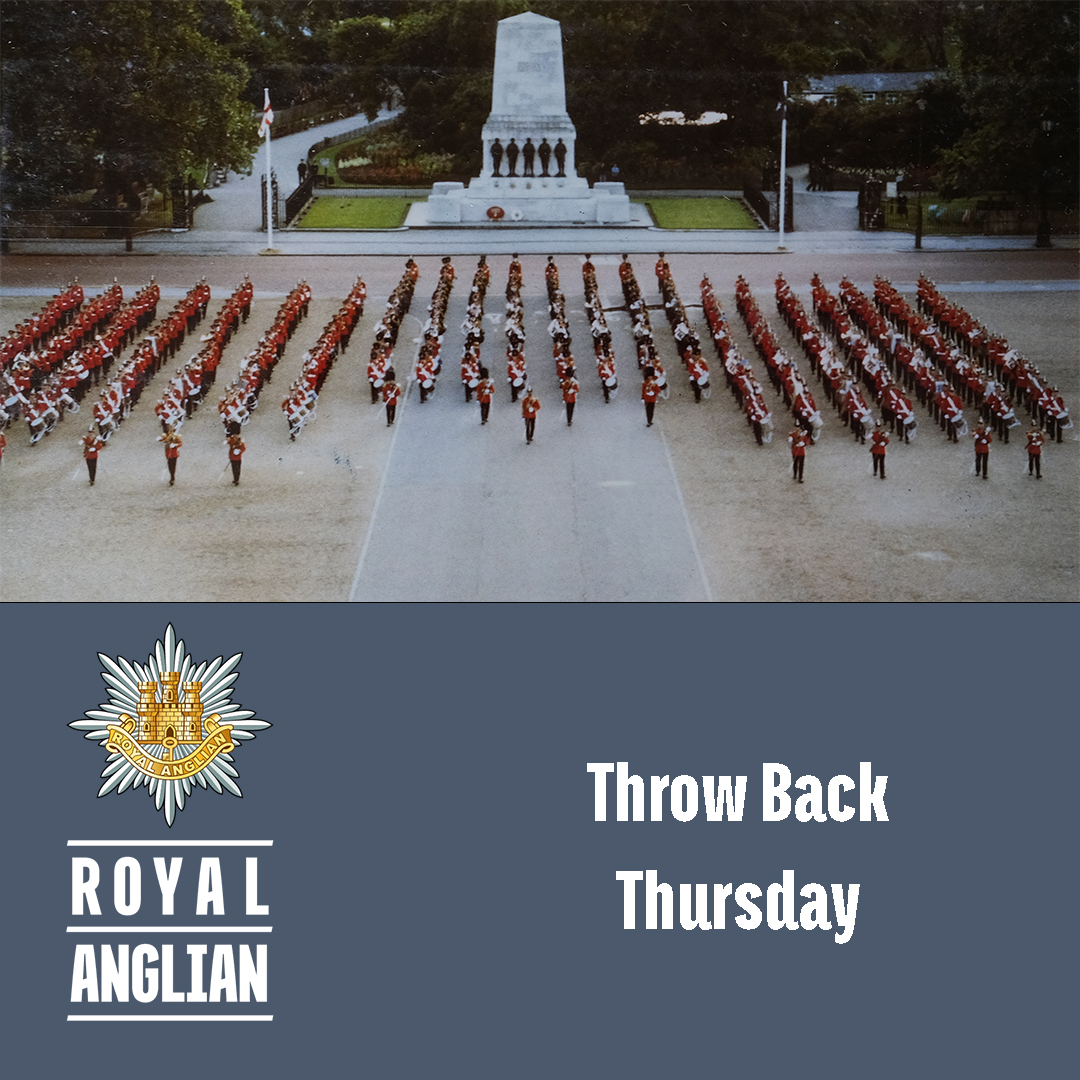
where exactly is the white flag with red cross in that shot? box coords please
[259,89,274,136]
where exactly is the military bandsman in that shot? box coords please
[1025,425,1044,478]
[788,427,809,482]
[973,422,992,479]
[521,386,540,443]
[159,426,182,486]
[870,421,889,479]
[80,427,104,485]
[476,367,494,425]
[226,433,246,486]
[561,368,579,426]
[382,369,401,426]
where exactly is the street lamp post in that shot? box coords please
[914,97,927,250]
[1036,118,1054,248]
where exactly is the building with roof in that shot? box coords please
[802,72,941,106]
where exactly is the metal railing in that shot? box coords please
[264,97,364,139]
[306,115,398,164]
[284,173,316,225]
[743,176,794,231]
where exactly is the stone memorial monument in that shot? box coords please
[425,11,630,225]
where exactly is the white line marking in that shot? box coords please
[67,1015,273,1021]
[67,840,273,846]
[67,927,272,933]
[658,421,715,602]
[349,377,411,601]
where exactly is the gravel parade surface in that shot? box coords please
[2,249,1076,602]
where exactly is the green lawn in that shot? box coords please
[647,197,759,230]
[295,197,411,229]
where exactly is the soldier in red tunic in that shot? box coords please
[1025,425,1044,478]
[973,422,992,478]
[226,433,246,485]
[788,427,809,482]
[381,369,401,426]
[521,386,540,443]
[870,421,889,479]
[561,368,579,426]
[159,427,182,486]
[81,427,104,485]
[476,367,494,425]
[641,369,659,427]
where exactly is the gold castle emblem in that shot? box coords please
[71,625,269,825]
[105,671,235,780]
[135,673,204,752]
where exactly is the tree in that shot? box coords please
[939,1,1079,199]
[2,1,260,210]
[329,16,396,119]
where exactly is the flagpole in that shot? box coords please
[778,80,788,251]
[264,87,274,250]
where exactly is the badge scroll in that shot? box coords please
[69,625,270,826]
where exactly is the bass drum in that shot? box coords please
[699,380,712,400]
[512,376,525,388]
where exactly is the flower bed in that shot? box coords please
[332,132,456,186]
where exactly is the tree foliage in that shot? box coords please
[791,79,966,174]
[2,0,1075,207]
[939,1,1078,198]
[2,1,260,208]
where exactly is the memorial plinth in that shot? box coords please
[425,11,629,225]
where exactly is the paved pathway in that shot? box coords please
[349,274,712,601]
[193,109,400,234]
[349,342,711,602]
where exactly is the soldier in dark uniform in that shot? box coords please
[506,138,519,177]
[554,139,567,177]
[523,138,536,177]
[490,139,503,177]
[538,138,552,176]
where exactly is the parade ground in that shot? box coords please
[2,243,1076,602]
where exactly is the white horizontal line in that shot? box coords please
[68,1015,273,1022]
[66,927,272,933]
[67,840,273,847]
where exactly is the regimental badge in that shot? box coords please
[69,624,270,826]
